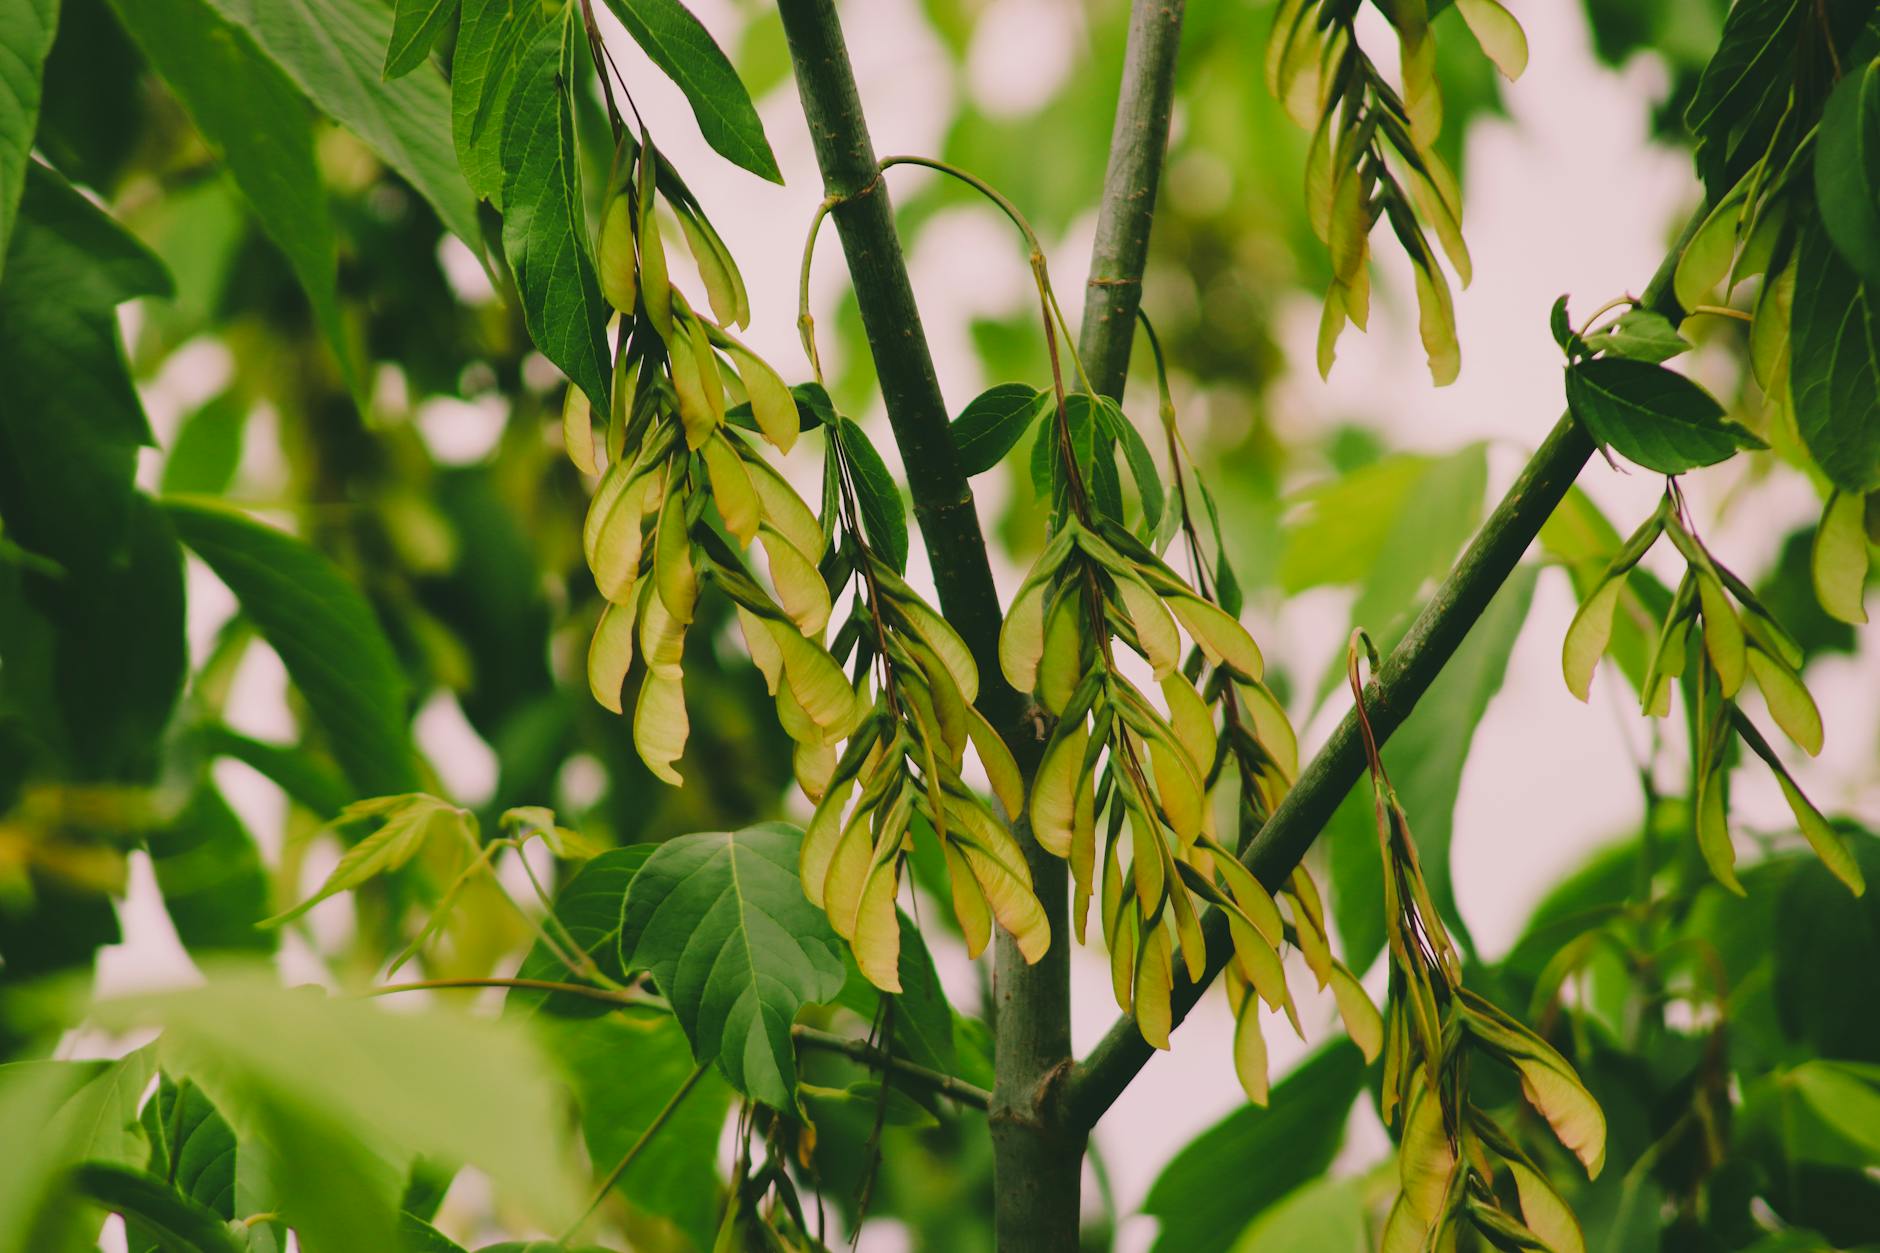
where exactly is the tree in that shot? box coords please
[1,0,1877,1248]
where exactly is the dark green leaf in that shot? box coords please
[1548,294,1576,354]
[0,0,58,279]
[835,910,957,1074]
[1331,566,1537,968]
[1584,308,1690,363]
[1817,55,1880,285]
[950,383,1047,476]
[0,164,168,576]
[509,844,656,1018]
[837,417,908,573]
[148,784,272,953]
[1095,395,1165,533]
[199,0,482,258]
[1685,0,1801,189]
[541,1007,732,1246]
[600,0,781,182]
[197,726,353,818]
[450,0,545,206]
[384,0,457,80]
[618,822,847,1109]
[106,0,354,391]
[500,13,611,414]
[1775,835,1880,1062]
[1142,1043,1367,1253]
[1566,356,1764,474]
[164,500,418,797]
[70,1162,244,1253]
[141,1074,238,1221]
[1791,220,1880,492]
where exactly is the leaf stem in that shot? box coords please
[362,977,651,1007]
[791,1025,990,1110]
[562,1057,713,1242]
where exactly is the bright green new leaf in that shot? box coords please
[262,794,471,925]
[1565,356,1764,475]
[107,0,355,392]
[71,1162,244,1253]
[601,0,781,182]
[1562,575,1624,701]
[619,823,847,1109]
[0,0,58,281]
[165,500,419,796]
[501,15,612,415]
[1582,309,1689,363]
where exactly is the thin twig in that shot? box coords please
[792,1025,991,1111]
[562,1058,713,1242]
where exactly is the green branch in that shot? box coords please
[1060,213,1704,1133]
[792,1025,992,1110]
[1078,0,1187,400]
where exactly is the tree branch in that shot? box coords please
[1078,0,1186,400]
[1060,218,1701,1133]
[793,1025,992,1110]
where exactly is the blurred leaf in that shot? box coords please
[1331,566,1537,969]
[509,844,656,1018]
[71,1161,244,1253]
[950,383,1046,476]
[541,1007,731,1246]
[49,1048,155,1168]
[1230,1174,1369,1252]
[600,0,781,182]
[384,0,457,81]
[0,0,58,280]
[106,0,354,391]
[619,822,847,1109]
[263,793,470,925]
[149,784,273,953]
[1277,454,1434,593]
[0,1061,90,1253]
[164,500,418,797]
[160,394,249,498]
[1791,221,1880,493]
[1815,54,1880,285]
[89,973,584,1244]
[1756,526,1857,662]
[198,727,353,819]
[499,13,611,414]
[1774,834,1880,1062]
[837,417,908,574]
[1143,1043,1367,1253]
[1565,357,1762,474]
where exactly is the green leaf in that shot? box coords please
[398,1213,469,1253]
[198,0,483,260]
[106,0,355,392]
[1565,356,1764,475]
[1331,566,1537,969]
[1230,1175,1369,1252]
[0,1062,89,1253]
[1143,1043,1367,1253]
[541,1008,732,1247]
[1775,836,1880,1062]
[384,0,458,80]
[164,500,419,797]
[0,163,169,577]
[142,1074,238,1220]
[618,823,847,1109]
[160,393,249,497]
[500,13,611,415]
[835,910,957,1075]
[1582,308,1690,363]
[600,0,781,182]
[450,0,546,206]
[1685,0,1801,179]
[950,383,1047,476]
[1816,54,1880,286]
[198,726,353,818]
[0,0,59,280]
[837,417,909,573]
[1095,395,1166,534]
[50,1048,156,1168]
[149,784,273,953]
[71,1162,245,1253]
[510,844,657,1018]
[1276,454,1433,593]
[89,973,584,1243]
[1792,221,1880,492]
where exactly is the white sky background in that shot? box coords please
[99,2,1880,1251]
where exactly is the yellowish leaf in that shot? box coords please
[851,859,903,993]
[1562,576,1623,702]
[587,596,639,714]
[769,623,855,734]
[678,207,744,329]
[1400,1081,1455,1223]
[1135,921,1175,1049]
[945,839,992,960]
[562,384,598,476]
[1030,718,1088,859]
[1696,571,1746,698]
[702,433,759,544]
[1776,772,1866,896]
[966,704,1024,819]
[1038,588,1087,713]
[1328,961,1383,1062]
[1230,976,1270,1105]
[800,774,857,909]
[1509,1160,1586,1253]
[653,486,698,623]
[1696,769,1744,896]
[1812,490,1870,625]
[759,526,831,636]
[1116,574,1180,677]
[1747,647,1823,756]
[725,341,797,454]
[636,149,671,339]
[633,669,688,785]
[596,191,637,317]
[1161,673,1217,777]
[1513,1054,1607,1178]
[1166,594,1263,679]
[1455,0,1529,78]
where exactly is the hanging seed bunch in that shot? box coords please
[1347,633,1608,1253]
[1265,0,1528,383]
[1562,485,1864,896]
[797,427,1048,992]
[575,129,855,788]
